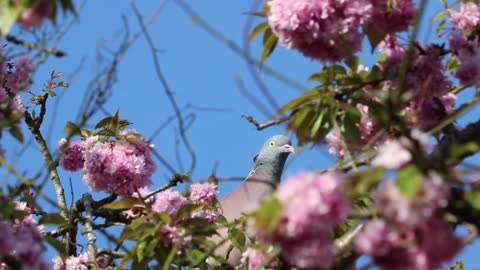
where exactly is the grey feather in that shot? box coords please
[211,135,294,266]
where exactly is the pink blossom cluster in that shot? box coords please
[53,252,108,270]
[57,139,85,172]
[258,172,350,268]
[377,35,456,130]
[356,218,461,270]
[327,103,382,157]
[370,0,415,34]
[133,183,219,248]
[355,173,461,269]
[58,131,157,196]
[151,182,219,223]
[0,51,33,127]
[373,173,449,226]
[401,45,455,129]
[447,3,480,86]
[372,129,428,169]
[449,2,480,31]
[189,182,218,205]
[124,187,155,218]
[267,0,415,62]
[241,247,277,270]
[0,199,49,270]
[17,0,52,29]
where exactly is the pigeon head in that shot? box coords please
[251,134,294,182]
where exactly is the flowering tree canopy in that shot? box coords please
[0,0,479,269]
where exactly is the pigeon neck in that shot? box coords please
[249,157,287,184]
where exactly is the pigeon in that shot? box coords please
[213,134,294,266]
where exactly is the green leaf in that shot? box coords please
[308,72,330,83]
[377,53,388,64]
[254,196,282,235]
[39,213,66,225]
[436,20,447,36]
[396,165,422,200]
[45,89,57,96]
[64,121,81,136]
[345,56,360,71]
[186,249,208,266]
[45,235,67,257]
[310,107,329,138]
[249,21,269,41]
[95,116,113,129]
[276,88,322,114]
[101,198,139,210]
[439,0,448,8]
[363,23,385,52]
[0,2,22,35]
[112,109,121,131]
[448,142,480,161]
[9,126,24,143]
[228,228,246,250]
[367,65,384,81]
[432,11,447,22]
[446,57,460,73]
[343,167,385,199]
[260,29,278,67]
[176,203,203,220]
[465,191,480,210]
[183,217,217,236]
[340,105,361,144]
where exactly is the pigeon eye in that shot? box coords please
[269,141,275,146]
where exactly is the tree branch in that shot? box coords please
[241,115,289,130]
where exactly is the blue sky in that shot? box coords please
[4,0,480,268]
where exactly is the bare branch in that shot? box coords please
[242,114,289,130]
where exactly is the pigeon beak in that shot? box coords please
[283,144,295,153]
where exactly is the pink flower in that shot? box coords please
[404,46,450,99]
[258,172,350,268]
[326,131,346,157]
[370,0,415,34]
[373,140,412,169]
[242,247,277,270]
[5,55,35,92]
[0,221,15,258]
[454,48,480,85]
[17,0,52,29]
[52,256,65,270]
[160,225,191,248]
[280,232,335,269]
[11,95,26,115]
[58,139,85,172]
[152,189,189,220]
[326,103,383,157]
[378,34,405,70]
[355,217,462,270]
[374,173,449,226]
[405,94,457,130]
[268,0,372,62]
[449,2,480,31]
[355,219,395,257]
[189,182,218,205]
[124,187,154,218]
[55,253,108,270]
[418,218,462,269]
[277,172,350,237]
[190,208,219,224]
[82,136,156,196]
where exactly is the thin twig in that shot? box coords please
[4,34,66,57]
[241,114,289,130]
[130,0,196,175]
